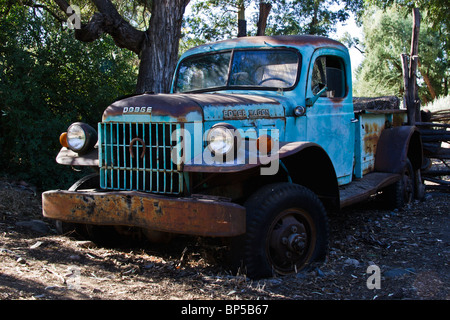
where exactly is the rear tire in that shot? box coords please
[384,159,414,209]
[231,183,329,279]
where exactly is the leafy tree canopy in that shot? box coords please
[353,5,448,102]
[0,3,137,189]
[181,0,364,53]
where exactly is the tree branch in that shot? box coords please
[22,1,66,23]
[52,0,144,54]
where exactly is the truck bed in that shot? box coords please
[353,96,400,112]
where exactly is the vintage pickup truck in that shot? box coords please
[42,35,424,279]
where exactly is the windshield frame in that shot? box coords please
[173,47,302,94]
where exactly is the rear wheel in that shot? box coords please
[384,159,414,209]
[231,183,329,279]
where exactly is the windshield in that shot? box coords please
[174,49,300,93]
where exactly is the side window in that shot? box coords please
[311,55,346,98]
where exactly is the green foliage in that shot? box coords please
[181,0,364,52]
[353,6,448,101]
[366,0,449,61]
[181,0,242,49]
[266,0,363,36]
[367,0,449,29]
[0,5,137,190]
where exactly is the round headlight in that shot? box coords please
[66,122,97,155]
[207,123,240,156]
[67,124,86,151]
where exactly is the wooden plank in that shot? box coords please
[339,172,400,208]
[416,122,450,129]
[422,169,450,177]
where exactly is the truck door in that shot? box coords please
[306,49,354,186]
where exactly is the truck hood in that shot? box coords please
[102,93,285,122]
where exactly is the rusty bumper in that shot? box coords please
[42,190,246,237]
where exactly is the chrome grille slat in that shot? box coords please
[99,122,182,195]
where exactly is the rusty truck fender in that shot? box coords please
[56,147,98,167]
[374,126,423,174]
[185,141,340,206]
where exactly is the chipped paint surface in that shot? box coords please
[353,111,408,178]
[359,114,386,176]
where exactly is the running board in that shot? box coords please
[339,172,401,208]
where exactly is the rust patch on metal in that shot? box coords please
[129,137,146,159]
[363,122,383,156]
[42,190,246,237]
[103,93,282,122]
[103,93,204,122]
[393,113,407,127]
[363,164,374,175]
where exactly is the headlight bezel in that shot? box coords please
[66,122,97,155]
[207,123,241,158]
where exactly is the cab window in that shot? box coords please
[311,55,346,98]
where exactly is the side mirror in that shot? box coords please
[306,86,328,107]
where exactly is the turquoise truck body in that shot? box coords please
[42,35,423,278]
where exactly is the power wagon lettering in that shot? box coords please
[223,108,270,119]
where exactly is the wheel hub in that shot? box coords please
[269,215,308,263]
[287,233,306,253]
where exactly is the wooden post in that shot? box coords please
[402,8,421,125]
[411,8,421,123]
[401,53,410,119]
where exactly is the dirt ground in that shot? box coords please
[0,177,448,302]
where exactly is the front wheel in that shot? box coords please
[55,173,100,236]
[231,183,329,279]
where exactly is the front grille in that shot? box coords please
[99,122,183,195]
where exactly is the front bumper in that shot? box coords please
[42,190,246,237]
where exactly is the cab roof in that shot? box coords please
[183,35,348,56]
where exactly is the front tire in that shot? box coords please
[55,173,99,237]
[232,183,329,279]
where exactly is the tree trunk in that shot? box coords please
[418,60,437,100]
[136,0,188,94]
[256,2,272,36]
[445,77,449,96]
[237,1,246,37]
[52,0,189,94]
[308,0,320,35]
